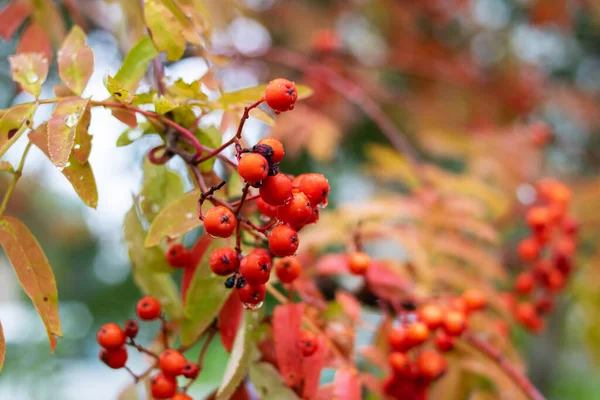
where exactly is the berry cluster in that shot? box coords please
[507,179,577,333]
[97,296,197,400]
[383,289,487,399]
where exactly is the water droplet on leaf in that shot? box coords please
[25,72,38,84]
[64,113,79,128]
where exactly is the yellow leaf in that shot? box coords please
[58,26,94,95]
[145,189,202,247]
[9,53,49,98]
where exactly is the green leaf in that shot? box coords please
[133,91,157,105]
[0,320,5,374]
[180,238,230,345]
[8,53,49,98]
[47,97,90,168]
[0,216,62,352]
[58,26,94,95]
[114,36,159,93]
[166,78,207,101]
[124,208,184,319]
[172,106,196,128]
[216,84,313,108]
[145,189,202,247]
[104,76,134,103]
[196,126,223,172]
[0,161,14,173]
[249,362,301,400]
[144,0,186,62]
[153,95,179,115]
[216,310,262,400]
[0,103,35,159]
[139,159,185,222]
[29,123,99,208]
[116,122,157,147]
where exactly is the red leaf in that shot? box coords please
[336,291,361,322]
[273,303,304,389]
[17,23,53,63]
[301,335,327,399]
[316,254,348,275]
[316,384,335,400]
[293,277,327,310]
[111,108,137,128]
[182,233,213,303]
[0,1,32,41]
[365,261,410,303]
[333,367,361,400]
[218,291,243,353]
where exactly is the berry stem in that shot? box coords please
[463,332,546,400]
[182,327,218,392]
[0,142,32,218]
[197,180,227,220]
[159,316,169,349]
[127,339,159,360]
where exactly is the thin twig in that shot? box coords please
[0,142,32,218]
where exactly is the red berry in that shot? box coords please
[348,252,370,275]
[418,305,443,330]
[97,323,126,349]
[204,206,237,238]
[150,373,178,399]
[545,269,565,292]
[299,330,319,357]
[515,302,537,327]
[535,296,554,314]
[137,296,162,321]
[257,137,285,163]
[416,350,447,381]
[257,196,279,218]
[260,173,293,206]
[526,206,550,231]
[442,311,467,336]
[434,331,455,352]
[182,362,199,379]
[515,271,535,294]
[99,347,128,369]
[533,259,553,282]
[306,207,320,224]
[518,237,540,261]
[388,327,411,352]
[388,352,410,376]
[268,225,299,257]
[238,153,269,183]
[406,322,430,346]
[165,243,191,268]
[124,319,139,339]
[277,192,312,226]
[210,247,240,276]
[172,394,194,400]
[264,78,298,113]
[159,349,187,377]
[561,216,579,236]
[237,282,267,305]
[296,173,330,206]
[462,289,487,312]
[275,256,302,283]
[312,29,341,54]
[240,252,272,284]
[250,247,273,261]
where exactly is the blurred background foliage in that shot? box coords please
[0,0,599,399]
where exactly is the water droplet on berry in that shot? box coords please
[64,113,79,128]
[243,301,263,311]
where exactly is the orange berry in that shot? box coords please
[407,322,430,346]
[137,296,162,321]
[277,191,312,226]
[462,289,487,312]
[238,153,269,183]
[204,206,237,238]
[526,206,550,231]
[99,347,128,369]
[264,78,298,113]
[172,394,194,400]
[388,327,412,352]
[150,373,177,399]
[514,302,536,325]
[545,269,565,292]
[442,311,467,336]
[312,29,341,54]
[518,238,540,261]
[260,173,293,206]
[388,352,410,375]
[416,350,447,380]
[158,349,187,377]
[240,252,272,285]
[299,330,319,357]
[257,196,279,218]
[209,247,240,276]
[268,225,299,257]
[296,173,330,206]
[418,305,443,330]
[97,323,127,349]
[434,331,455,352]
[514,271,535,294]
[348,252,370,275]
[554,237,576,258]
[237,282,266,305]
[165,243,191,268]
[449,297,468,314]
[275,256,302,283]
[257,137,285,163]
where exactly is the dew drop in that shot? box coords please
[185,212,194,219]
[318,199,328,209]
[26,265,31,270]
[25,72,38,84]
[65,162,71,168]
[78,176,84,180]
[151,203,160,213]
[243,301,263,311]
[64,113,79,128]
[74,144,81,150]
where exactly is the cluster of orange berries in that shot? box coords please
[97,296,196,400]
[383,289,487,399]
[508,179,577,333]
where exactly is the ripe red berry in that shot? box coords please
[268,225,299,257]
[182,362,199,379]
[296,173,330,206]
[97,323,127,349]
[533,259,552,282]
[561,216,579,236]
[204,206,237,238]
[348,252,370,275]
[257,137,285,163]
[264,78,298,113]
[449,297,468,314]
[165,243,191,268]
[462,289,487,312]
[526,206,550,231]
[306,207,320,225]
[416,350,447,380]
[257,196,279,218]
[275,256,302,283]
[442,311,467,336]
[535,296,554,314]
[210,247,240,276]
[554,237,576,258]
[159,349,187,377]
[545,269,565,292]
[260,173,293,206]
[99,347,128,369]
[240,252,272,284]
[277,192,312,226]
[514,271,535,294]
[312,29,341,54]
[515,302,537,326]
[406,322,430,346]
[238,153,269,183]
[136,296,162,321]
[388,352,410,375]
[172,394,193,400]
[237,282,267,305]
[250,247,273,261]
[418,305,443,330]
[299,330,319,357]
[124,319,139,339]
[388,327,411,352]
[150,373,178,399]
[518,237,540,261]
[434,331,455,352]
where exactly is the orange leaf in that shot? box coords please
[0,216,62,351]
[111,108,137,128]
[58,25,94,96]
[333,367,361,400]
[301,335,327,399]
[273,303,304,389]
[219,291,243,353]
[47,97,90,168]
[0,1,32,41]
[0,319,5,374]
[17,22,53,63]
